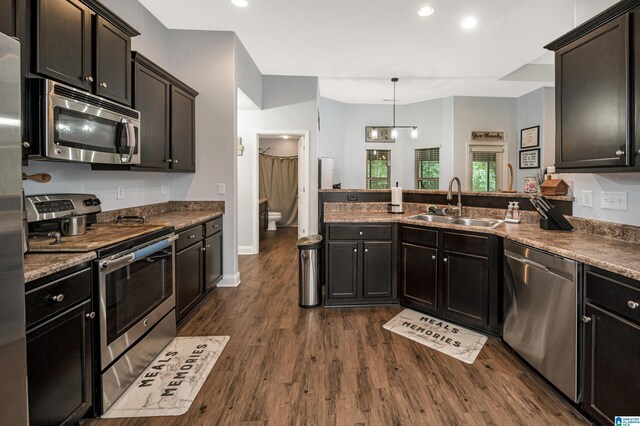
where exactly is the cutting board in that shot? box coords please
[28,223,169,252]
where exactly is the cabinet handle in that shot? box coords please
[86,312,96,319]
[100,82,108,88]
[581,315,592,323]
[50,294,65,302]
[616,149,625,156]
[364,248,368,253]
[443,258,448,263]
[353,249,357,253]
[359,231,363,235]
[214,225,219,228]
[431,255,436,260]
[164,158,172,163]
[188,234,196,239]
[206,244,211,248]
[85,76,93,82]
[22,141,30,149]
[201,247,206,252]
[628,301,639,310]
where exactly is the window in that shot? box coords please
[366,149,391,189]
[414,148,440,189]
[469,145,504,192]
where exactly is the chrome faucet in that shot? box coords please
[447,177,463,217]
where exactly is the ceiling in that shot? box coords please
[139,0,613,105]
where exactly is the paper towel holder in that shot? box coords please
[388,182,405,214]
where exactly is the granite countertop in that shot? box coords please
[319,188,574,201]
[324,211,640,281]
[24,252,96,283]
[259,197,268,205]
[146,210,224,231]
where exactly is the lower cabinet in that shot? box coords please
[259,201,267,240]
[175,215,223,322]
[325,224,397,306]
[399,225,501,334]
[25,266,94,426]
[582,266,640,424]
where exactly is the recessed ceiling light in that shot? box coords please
[282,135,289,139]
[418,6,435,17]
[461,17,478,29]
[231,0,248,7]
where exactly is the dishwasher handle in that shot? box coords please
[505,250,575,282]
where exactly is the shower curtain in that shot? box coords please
[259,154,298,226]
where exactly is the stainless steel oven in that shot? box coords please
[97,233,177,411]
[28,79,141,164]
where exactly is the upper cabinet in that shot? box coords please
[0,0,21,37]
[546,1,640,172]
[34,0,138,105]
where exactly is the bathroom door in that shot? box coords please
[298,137,307,238]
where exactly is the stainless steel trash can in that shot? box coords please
[297,235,323,308]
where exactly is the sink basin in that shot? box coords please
[408,214,456,223]
[451,218,503,228]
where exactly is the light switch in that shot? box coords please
[117,186,124,200]
[218,183,226,195]
[581,190,593,207]
[601,191,627,211]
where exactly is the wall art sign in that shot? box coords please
[470,131,504,141]
[520,125,540,149]
[365,126,395,142]
[519,148,540,169]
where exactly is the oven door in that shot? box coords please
[98,235,176,370]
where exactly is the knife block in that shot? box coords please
[540,204,573,231]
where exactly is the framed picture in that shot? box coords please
[470,131,504,141]
[520,125,540,149]
[365,126,395,142]
[519,148,540,169]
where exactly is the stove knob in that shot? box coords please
[84,199,93,206]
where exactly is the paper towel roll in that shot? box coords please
[391,186,403,213]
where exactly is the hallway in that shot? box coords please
[94,227,586,425]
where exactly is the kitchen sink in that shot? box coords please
[408,214,456,223]
[408,214,503,228]
[451,218,503,228]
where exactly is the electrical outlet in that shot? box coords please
[601,191,627,211]
[218,183,225,195]
[161,184,169,195]
[581,190,593,207]
[117,186,124,200]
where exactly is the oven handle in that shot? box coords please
[100,235,178,271]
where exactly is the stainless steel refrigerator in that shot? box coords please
[0,32,29,424]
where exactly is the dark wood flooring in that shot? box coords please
[92,227,588,425]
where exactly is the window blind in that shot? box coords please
[366,149,391,189]
[414,148,440,190]
[469,145,504,192]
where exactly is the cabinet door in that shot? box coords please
[204,233,223,291]
[0,0,18,36]
[556,15,629,169]
[327,241,358,299]
[363,241,393,298]
[36,0,92,90]
[442,250,488,327]
[176,243,203,321]
[583,303,640,424]
[401,243,438,310]
[27,300,93,426]
[170,86,196,172]
[95,16,131,105]
[132,61,170,169]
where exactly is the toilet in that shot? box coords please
[267,211,282,231]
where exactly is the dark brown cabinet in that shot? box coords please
[546,3,640,172]
[176,239,203,321]
[259,201,268,240]
[175,216,223,322]
[325,224,397,306]
[33,0,137,105]
[399,226,500,335]
[25,265,94,426]
[95,16,131,105]
[582,267,640,424]
[170,86,196,172]
[0,0,21,37]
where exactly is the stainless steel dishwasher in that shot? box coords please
[503,240,579,402]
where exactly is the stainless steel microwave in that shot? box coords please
[27,79,141,164]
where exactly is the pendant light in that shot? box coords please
[373,78,418,141]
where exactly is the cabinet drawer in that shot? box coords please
[329,224,392,241]
[402,226,438,247]
[26,268,92,328]
[176,224,203,252]
[204,216,223,237]
[443,231,488,257]
[586,269,640,324]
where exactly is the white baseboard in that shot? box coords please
[238,245,258,255]
[218,272,241,287]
